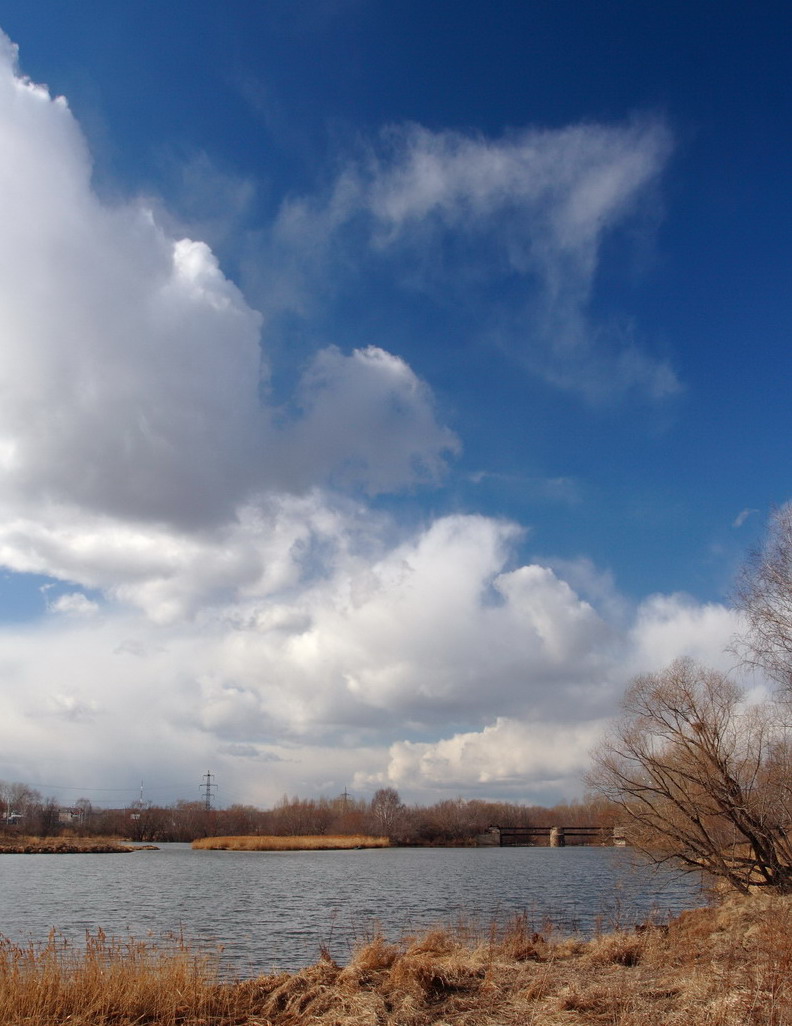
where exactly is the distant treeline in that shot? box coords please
[0,780,617,845]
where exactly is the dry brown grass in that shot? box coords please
[0,929,239,1025]
[192,833,390,850]
[0,835,144,854]
[3,895,792,1024]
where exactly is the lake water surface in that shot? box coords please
[0,844,706,974]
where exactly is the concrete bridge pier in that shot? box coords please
[549,826,565,847]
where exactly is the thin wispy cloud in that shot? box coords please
[733,508,759,528]
[254,118,678,402]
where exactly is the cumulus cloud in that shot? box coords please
[626,592,743,676]
[357,592,744,800]
[0,35,456,597]
[369,718,610,798]
[0,63,267,527]
[0,491,380,623]
[284,345,459,494]
[0,34,720,806]
[0,34,451,537]
[0,506,744,803]
[257,118,678,401]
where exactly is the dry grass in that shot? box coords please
[0,835,144,854]
[0,929,238,1025]
[192,834,391,850]
[3,895,792,1024]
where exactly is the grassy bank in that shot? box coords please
[1,895,791,1024]
[192,834,390,851]
[0,836,154,854]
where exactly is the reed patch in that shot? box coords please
[192,833,390,850]
[0,835,148,854]
[3,895,792,1023]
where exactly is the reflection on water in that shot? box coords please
[0,844,706,974]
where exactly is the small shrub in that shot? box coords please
[584,930,647,967]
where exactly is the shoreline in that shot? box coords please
[0,894,788,1023]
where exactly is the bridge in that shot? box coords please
[478,825,627,847]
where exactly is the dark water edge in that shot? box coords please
[0,843,707,975]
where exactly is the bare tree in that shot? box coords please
[74,798,93,834]
[736,504,792,692]
[588,658,792,893]
[368,787,406,837]
[0,782,42,829]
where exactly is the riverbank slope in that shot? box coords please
[0,893,788,1024]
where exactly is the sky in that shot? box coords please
[0,1,789,810]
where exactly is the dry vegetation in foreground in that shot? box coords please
[192,834,390,851]
[3,895,792,1025]
[0,835,150,854]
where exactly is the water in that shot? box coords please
[0,844,705,975]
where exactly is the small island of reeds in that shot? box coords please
[192,834,390,851]
[0,835,156,854]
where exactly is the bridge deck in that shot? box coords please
[488,825,616,846]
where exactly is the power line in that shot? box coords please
[23,782,198,793]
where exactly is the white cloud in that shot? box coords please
[627,592,742,677]
[347,590,744,799]
[370,718,610,799]
[537,556,630,626]
[48,592,100,617]
[733,508,759,529]
[256,118,678,401]
[0,505,743,804]
[365,121,664,252]
[0,34,451,537]
[284,345,459,494]
[0,35,456,605]
[0,492,381,622]
[0,34,724,807]
[0,57,267,527]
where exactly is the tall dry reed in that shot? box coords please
[192,833,390,850]
[3,895,792,1024]
[0,929,250,1025]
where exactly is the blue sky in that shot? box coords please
[0,2,788,808]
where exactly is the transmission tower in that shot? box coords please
[200,771,216,811]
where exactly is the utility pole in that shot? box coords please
[200,771,216,812]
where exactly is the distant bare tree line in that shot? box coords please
[0,782,616,846]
